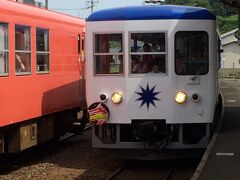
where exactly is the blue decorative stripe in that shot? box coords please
[87,5,216,22]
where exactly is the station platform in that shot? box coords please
[193,80,240,180]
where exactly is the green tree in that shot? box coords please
[186,0,211,9]
[218,15,238,33]
[163,0,238,34]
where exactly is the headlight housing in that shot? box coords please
[99,93,108,102]
[192,93,200,102]
[111,91,123,104]
[175,91,187,104]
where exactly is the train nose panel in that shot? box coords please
[132,120,168,144]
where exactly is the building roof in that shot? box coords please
[221,28,238,45]
[222,28,238,38]
[87,5,216,22]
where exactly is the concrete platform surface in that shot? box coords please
[197,107,240,180]
[194,80,240,180]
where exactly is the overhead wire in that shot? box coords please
[41,0,92,18]
[37,0,100,18]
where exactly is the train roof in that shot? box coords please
[1,0,84,27]
[87,5,216,22]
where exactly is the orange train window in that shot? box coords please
[0,23,9,76]
[36,28,49,73]
[78,34,80,54]
[82,34,85,61]
[15,25,31,75]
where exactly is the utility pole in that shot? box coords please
[87,0,98,14]
[91,0,93,13]
[45,0,48,9]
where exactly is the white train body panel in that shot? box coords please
[86,20,217,124]
[86,5,218,149]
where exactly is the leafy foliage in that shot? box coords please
[163,0,238,33]
[218,15,238,33]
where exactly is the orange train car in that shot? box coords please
[0,0,86,153]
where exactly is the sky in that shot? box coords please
[40,0,145,18]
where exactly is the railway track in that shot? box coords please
[104,158,201,180]
[0,127,202,180]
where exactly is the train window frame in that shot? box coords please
[129,31,168,76]
[36,28,50,74]
[15,25,31,76]
[78,34,81,55]
[81,33,85,62]
[174,31,209,76]
[0,23,9,77]
[93,32,124,76]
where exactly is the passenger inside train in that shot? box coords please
[175,31,208,75]
[130,33,166,74]
[15,25,31,73]
[15,53,26,72]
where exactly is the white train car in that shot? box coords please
[86,5,218,149]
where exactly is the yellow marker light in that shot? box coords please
[175,91,187,104]
[111,91,123,104]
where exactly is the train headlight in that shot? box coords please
[175,91,187,104]
[111,91,123,104]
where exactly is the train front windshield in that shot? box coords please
[93,31,209,76]
[94,33,123,75]
[130,32,167,74]
[175,31,209,75]
[93,32,168,75]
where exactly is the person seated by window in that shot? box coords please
[132,43,154,74]
[140,43,153,73]
[15,54,26,72]
[191,46,207,74]
[143,43,152,52]
[132,55,150,73]
[175,49,187,74]
[131,55,140,73]
[151,63,160,73]
[191,46,204,62]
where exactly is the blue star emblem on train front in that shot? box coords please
[135,84,161,110]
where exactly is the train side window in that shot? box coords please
[36,28,49,73]
[94,33,123,75]
[78,34,80,54]
[130,32,167,74]
[0,23,9,76]
[175,31,209,75]
[82,34,85,61]
[15,25,31,75]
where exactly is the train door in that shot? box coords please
[127,31,169,121]
[173,30,216,124]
